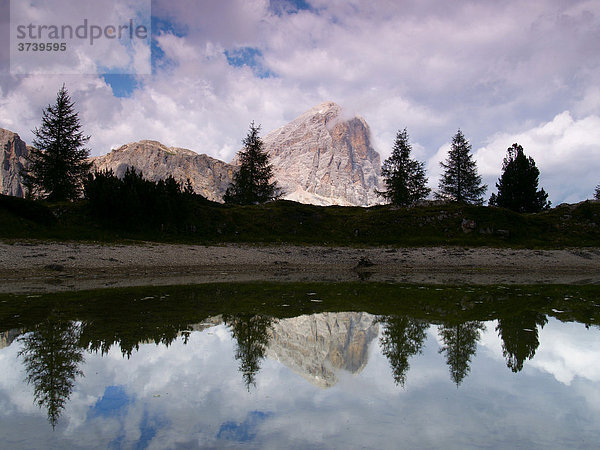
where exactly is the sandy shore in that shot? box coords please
[1,241,599,293]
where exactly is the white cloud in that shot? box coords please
[1,0,599,201]
[476,112,600,204]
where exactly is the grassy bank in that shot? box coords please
[1,282,599,343]
[1,194,599,247]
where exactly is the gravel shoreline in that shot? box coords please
[1,241,599,294]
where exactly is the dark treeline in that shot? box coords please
[84,168,211,230]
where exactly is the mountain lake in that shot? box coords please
[1,282,599,448]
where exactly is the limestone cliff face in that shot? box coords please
[0,128,29,197]
[91,141,234,202]
[266,312,379,388]
[260,102,383,206]
[0,329,23,350]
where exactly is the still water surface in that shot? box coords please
[0,283,599,448]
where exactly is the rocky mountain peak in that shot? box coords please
[0,128,29,197]
[91,140,234,202]
[261,102,383,206]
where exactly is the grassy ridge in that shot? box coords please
[1,194,599,247]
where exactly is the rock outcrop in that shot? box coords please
[266,312,379,388]
[260,102,383,206]
[91,141,235,202]
[0,128,29,197]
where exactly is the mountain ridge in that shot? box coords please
[1,101,384,206]
[91,140,234,202]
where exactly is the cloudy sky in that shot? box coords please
[1,0,599,204]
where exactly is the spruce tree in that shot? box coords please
[224,122,279,205]
[489,143,550,212]
[378,128,430,206]
[436,130,486,204]
[595,185,600,200]
[23,85,92,201]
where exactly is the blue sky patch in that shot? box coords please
[102,74,140,98]
[151,16,188,38]
[89,385,131,418]
[269,0,314,15]
[224,47,275,79]
[217,410,273,442]
[134,410,167,450]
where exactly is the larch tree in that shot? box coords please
[23,85,92,201]
[224,122,280,205]
[436,130,486,204]
[378,128,430,206]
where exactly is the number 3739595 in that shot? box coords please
[17,42,67,52]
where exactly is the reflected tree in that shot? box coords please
[496,312,548,372]
[18,315,84,428]
[438,321,485,386]
[379,315,429,387]
[224,314,274,390]
[82,322,183,359]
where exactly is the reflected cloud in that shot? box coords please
[1,283,600,447]
[530,320,600,385]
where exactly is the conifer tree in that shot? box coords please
[489,143,550,212]
[436,130,486,204]
[23,85,91,201]
[224,122,279,204]
[595,185,600,200]
[378,128,430,206]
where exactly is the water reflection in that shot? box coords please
[18,314,84,428]
[438,321,486,386]
[378,316,427,386]
[224,314,274,390]
[267,312,378,388]
[0,282,599,446]
[496,311,548,372]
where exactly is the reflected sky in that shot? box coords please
[1,313,599,449]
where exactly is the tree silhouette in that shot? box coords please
[224,122,280,204]
[436,130,486,204]
[594,184,600,200]
[438,321,485,386]
[496,311,547,372]
[378,128,430,206]
[224,314,274,390]
[379,315,429,386]
[18,315,84,428]
[23,84,91,201]
[489,143,550,212]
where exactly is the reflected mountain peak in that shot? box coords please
[266,312,379,388]
[0,329,22,350]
